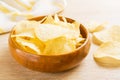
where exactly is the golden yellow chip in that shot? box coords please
[54,14,60,22]
[62,16,67,23]
[11,32,45,55]
[15,37,41,55]
[43,15,55,24]
[43,14,60,24]
[31,38,45,53]
[38,16,47,23]
[11,31,34,38]
[43,36,76,55]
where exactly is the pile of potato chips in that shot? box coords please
[11,15,85,55]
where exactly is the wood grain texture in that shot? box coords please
[0,0,120,80]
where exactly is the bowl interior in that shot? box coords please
[10,16,89,56]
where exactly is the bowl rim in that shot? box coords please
[9,16,90,57]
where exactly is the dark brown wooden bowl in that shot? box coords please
[8,16,91,72]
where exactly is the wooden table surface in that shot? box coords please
[0,0,120,80]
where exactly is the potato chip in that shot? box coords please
[62,16,67,23]
[55,21,75,30]
[12,32,45,54]
[94,24,105,32]
[11,31,34,38]
[43,36,76,55]
[31,38,45,53]
[92,25,120,45]
[42,14,61,24]
[38,16,47,23]
[54,14,60,22]
[92,30,111,45]
[15,37,41,55]
[75,37,85,43]
[109,25,120,42]
[42,15,74,30]
[13,20,39,34]
[43,15,55,24]
[42,15,80,33]
[72,21,80,35]
[35,24,66,41]
[35,24,80,41]
[86,21,106,33]
[93,41,120,65]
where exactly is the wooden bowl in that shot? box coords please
[8,16,91,72]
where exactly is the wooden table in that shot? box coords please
[0,0,120,80]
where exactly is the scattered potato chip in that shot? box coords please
[92,30,111,45]
[86,21,107,33]
[92,25,120,45]
[92,25,120,66]
[93,41,120,65]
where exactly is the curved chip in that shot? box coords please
[93,41,120,66]
[86,21,106,33]
[35,24,80,41]
[43,36,76,55]
[15,37,41,55]
[13,20,39,34]
[92,25,120,45]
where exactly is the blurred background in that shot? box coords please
[63,0,120,25]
